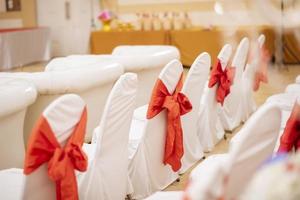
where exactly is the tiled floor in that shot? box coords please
[5,62,300,192]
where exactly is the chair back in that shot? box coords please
[23,94,86,200]
[79,73,138,200]
[225,104,281,199]
[180,52,210,172]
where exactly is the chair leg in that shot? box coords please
[224,134,227,140]
[126,194,133,200]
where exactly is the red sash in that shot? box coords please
[208,59,235,105]
[253,46,270,91]
[147,75,192,172]
[24,108,88,200]
[278,102,300,153]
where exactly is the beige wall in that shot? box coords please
[101,0,251,13]
[0,0,36,27]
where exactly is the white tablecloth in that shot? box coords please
[0,27,51,70]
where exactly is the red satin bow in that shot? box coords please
[278,102,300,153]
[253,46,270,91]
[24,108,88,200]
[147,75,192,172]
[208,59,235,105]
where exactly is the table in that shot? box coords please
[0,27,51,71]
[90,30,169,54]
[90,26,281,66]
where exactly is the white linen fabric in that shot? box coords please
[241,34,266,122]
[78,73,138,200]
[198,44,232,152]
[180,52,210,173]
[144,191,184,200]
[45,45,180,107]
[128,59,183,199]
[265,93,299,111]
[190,103,281,200]
[0,65,123,143]
[0,94,86,200]
[218,37,250,131]
[285,83,300,94]
[0,28,51,70]
[295,75,300,83]
[0,78,37,169]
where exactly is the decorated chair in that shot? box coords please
[0,78,37,169]
[198,44,233,152]
[180,52,210,173]
[78,73,138,200]
[276,98,300,153]
[241,34,267,121]
[0,94,88,200]
[218,37,250,131]
[294,75,300,83]
[45,45,180,107]
[0,64,123,143]
[128,59,192,199]
[146,103,281,200]
[285,83,300,94]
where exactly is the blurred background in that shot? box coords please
[0,0,299,67]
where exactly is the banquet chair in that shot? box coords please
[276,97,300,153]
[295,75,300,83]
[0,78,37,169]
[0,64,123,143]
[0,94,87,200]
[241,34,266,121]
[45,45,180,107]
[78,73,138,200]
[285,83,300,94]
[198,44,232,152]
[146,103,281,200]
[180,52,210,173]
[190,103,281,199]
[127,59,184,199]
[218,37,250,131]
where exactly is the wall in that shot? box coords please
[0,0,36,28]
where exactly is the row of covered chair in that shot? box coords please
[147,39,300,199]
[0,35,271,199]
[0,45,179,170]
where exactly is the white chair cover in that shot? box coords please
[198,44,232,152]
[45,56,118,71]
[180,52,210,173]
[241,34,266,121]
[295,75,300,83]
[0,64,123,143]
[128,59,183,199]
[218,38,250,131]
[0,94,86,200]
[0,78,37,169]
[78,73,138,200]
[265,93,298,111]
[285,83,300,94]
[144,191,184,200]
[46,45,180,107]
[190,103,281,199]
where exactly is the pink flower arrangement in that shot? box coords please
[98,10,112,22]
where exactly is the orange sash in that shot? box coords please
[253,46,270,91]
[147,75,192,172]
[208,59,235,105]
[278,101,300,153]
[24,108,88,200]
